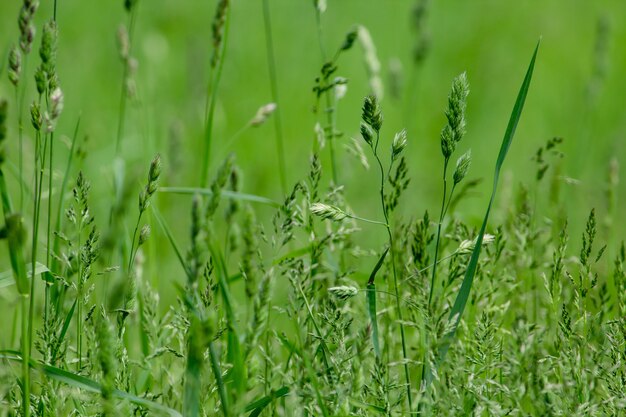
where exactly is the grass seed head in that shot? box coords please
[453,149,471,184]
[360,122,374,147]
[139,154,162,212]
[392,129,408,160]
[18,0,39,54]
[310,202,348,222]
[250,102,277,127]
[362,95,383,132]
[329,286,358,300]
[8,46,22,86]
[211,0,230,68]
[440,72,469,159]
[30,101,42,131]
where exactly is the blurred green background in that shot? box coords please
[1,0,625,301]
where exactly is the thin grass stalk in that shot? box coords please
[27,127,48,417]
[313,8,339,184]
[114,8,138,156]
[262,0,287,194]
[44,131,54,325]
[17,55,29,212]
[427,157,448,307]
[200,3,231,188]
[52,117,79,272]
[372,132,413,411]
[76,198,83,370]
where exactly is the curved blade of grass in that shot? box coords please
[208,240,246,400]
[433,40,540,378]
[151,205,191,281]
[245,386,289,416]
[366,247,388,359]
[0,262,48,289]
[0,351,182,417]
[159,187,279,208]
[50,299,77,363]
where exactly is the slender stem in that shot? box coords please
[114,9,138,156]
[313,7,339,185]
[25,129,47,417]
[347,213,388,227]
[373,137,413,411]
[428,157,449,307]
[76,216,82,371]
[16,54,29,212]
[200,6,231,188]
[21,296,29,417]
[45,132,54,327]
[262,0,288,194]
[53,0,58,21]
[52,118,80,272]
[128,212,144,273]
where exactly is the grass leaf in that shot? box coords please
[0,351,182,417]
[245,386,289,416]
[366,247,388,359]
[159,187,279,208]
[433,40,540,377]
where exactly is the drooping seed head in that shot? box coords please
[138,224,151,246]
[341,29,358,51]
[34,66,46,95]
[124,0,138,12]
[250,103,277,127]
[8,46,22,86]
[362,95,383,132]
[392,129,408,160]
[360,122,374,147]
[211,0,230,68]
[139,154,162,213]
[453,149,471,185]
[30,101,42,131]
[329,285,359,300]
[310,202,348,222]
[18,0,39,54]
[45,87,64,132]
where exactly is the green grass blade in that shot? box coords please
[151,204,192,281]
[0,262,48,290]
[245,386,289,416]
[366,247,388,359]
[159,187,280,208]
[50,298,77,362]
[434,40,540,374]
[0,351,182,417]
[208,342,230,417]
[208,241,246,401]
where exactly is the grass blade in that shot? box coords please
[0,262,48,290]
[159,187,280,208]
[0,351,182,417]
[245,386,289,416]
[433,40,540,376]
[366,247,388,358]
[151,204,191,281]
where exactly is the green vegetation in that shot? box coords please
[0,0,625,415]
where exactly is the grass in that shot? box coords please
[0,1,625,416]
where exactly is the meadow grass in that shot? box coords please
[0,1,625,417]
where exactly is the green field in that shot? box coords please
[0,0,625,415]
